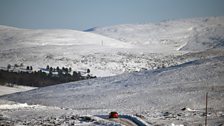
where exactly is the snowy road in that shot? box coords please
[109,118,138,126]
[106,114,151,126]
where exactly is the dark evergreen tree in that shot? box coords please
[7,64,11,70]
[49,67,53,72]
[56,66,60,72]
[87,69,90,73]
[73,71,78,76]
[46,65,50,70]
[64,68,69,75]
[58,69,63,77]
[62,67,65,72]
[69,67,72,72]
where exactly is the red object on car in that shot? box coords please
[109,112,119,118]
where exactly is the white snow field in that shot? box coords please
[2,56,224,110]
[1,56,224,125]
[0,85,36,96]
[0,16,224,125]
[0,25,134,76]
[1,16,224,77]
[88,16,224,52]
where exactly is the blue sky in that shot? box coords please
[0,0,224,30]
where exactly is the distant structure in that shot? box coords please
[101,40,104,46]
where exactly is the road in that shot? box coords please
[99,114,149,126]
[109,118,138,126]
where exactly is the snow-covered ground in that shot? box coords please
[0,25,134,76]
[0,102,124,126]
[1,16,224,77]
[1,56,224,125]
[0,85,36,96]
[0,16,224,125]
[88,16,224,52]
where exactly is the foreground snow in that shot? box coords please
[0,102,123,126]
[1,56,224,125]
[0,102,152,126]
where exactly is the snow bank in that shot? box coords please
[0,103,46,109]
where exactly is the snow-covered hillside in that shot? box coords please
[0,27,181,77]
[2,56,224,111]
[1,16,224,125]
[0,25,135,76]
[0,85,36,96]
[0,25,183,77]
[1,17,224,77]
[88,16,224,52]
[1,56,224,125]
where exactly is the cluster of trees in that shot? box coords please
[46,66,94,81]
[46,65,72,76]
[7,63,23,70]
[0,65,96,87]
[7,63,33,71]
[26,66,33,70]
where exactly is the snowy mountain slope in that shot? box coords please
[0,25,187,77]
[0,25,132,50]
[0,25,138,76]
[87,16,224,52]
[2,56,224,113]
[1,17,224,77]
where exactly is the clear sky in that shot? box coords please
[0,0,224,30]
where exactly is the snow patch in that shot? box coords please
[0,103,46,109]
